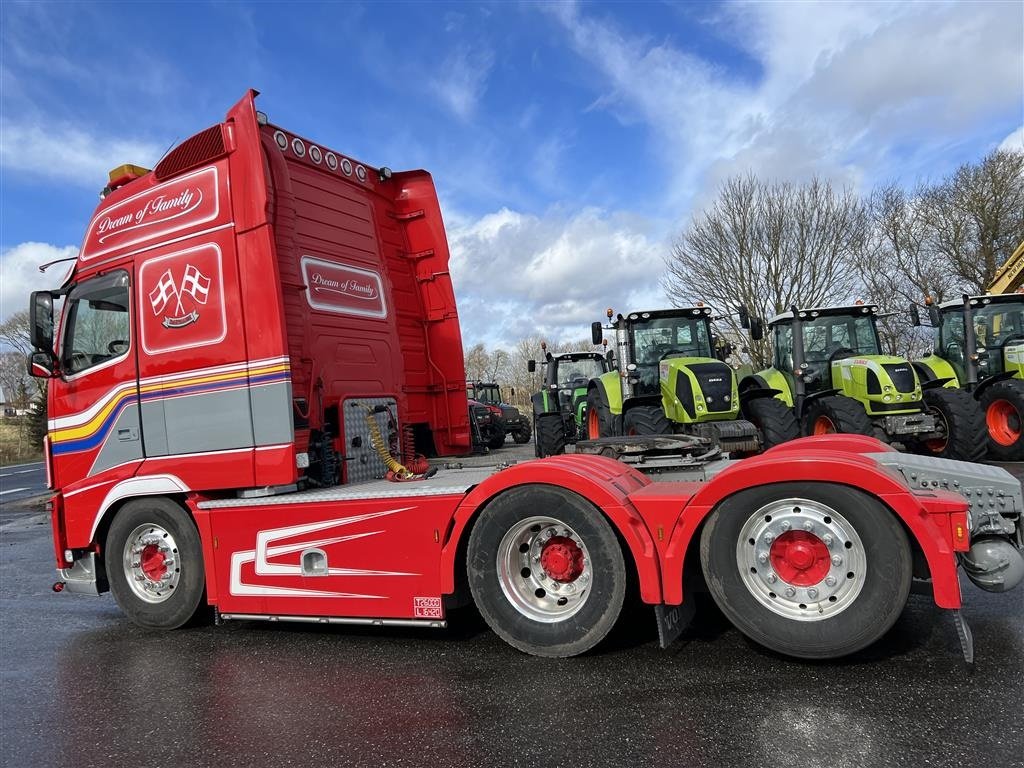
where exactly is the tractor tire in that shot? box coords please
[586,388,615,439]
[700,482,912,659]
[743,396,800,450]
[913,387,986,462]
[486,426,507,450]
[106,497,208,630]
[802,395,876,438]
[623,405,671,435]
[535,413,567,457]
[980,380,1024,461]
[512,427,532,444]
[467,484,627,657]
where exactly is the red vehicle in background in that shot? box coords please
[27,91,1022,660]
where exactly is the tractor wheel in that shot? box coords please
[586,388,615,439]
[623,405,671,435]
[980,380,1024,460]
[802,396,876,438]
[467,484,627,657]
[512,427,532,444]
[486,426,507,450]
[535,413,567,457]
[743,396,800,450]
[913,387,986,462]
[700,482,912,659]
[106,497,208,630]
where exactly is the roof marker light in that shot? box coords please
[274,131,288,150]
[341,158,353,176]
[291,138,306,157]
[256,111,269,126]
[355,164,368,182]
[379,167,392,182]
[309,146,323,164]
[325,152,338,170]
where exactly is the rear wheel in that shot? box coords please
[980,380,1024,460]
[700,482,912,658]
[486,426,506,450]
[742,396,800,450]
[512,427,531,444]
[802,395,876,438]
[106,497,207,629]
[535,413,567,457]
[623,405,671,435]
[586,388,615,439]
[467,485,627,657]
[914,387,986,462]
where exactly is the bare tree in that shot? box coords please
[664,175,864,369]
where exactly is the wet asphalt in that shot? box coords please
[2,448,1023,768]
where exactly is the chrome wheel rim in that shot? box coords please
[122,523,180,604]
[497,515,592,622]
[735,498,866,622]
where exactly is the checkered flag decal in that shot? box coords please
[149,270,178,315]
[181,265,210,304]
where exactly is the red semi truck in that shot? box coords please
[28,91,1023,660]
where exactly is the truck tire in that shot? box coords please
[980,380,1024,460]
[700,482,912,659]
[623,405,671,435]
[914,387,986,462]
[535,413,566,457]
[486,426,507,450]
[586,388,615,439]
[802,395,876,438]
[467,485,627,657]
[105,497,207,630]
[743,396,800,450]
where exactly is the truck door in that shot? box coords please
[49,269,143,492]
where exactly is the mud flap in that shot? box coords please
[951,609,974,666]
[654,601,695,649]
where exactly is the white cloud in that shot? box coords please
[0,120,162,187]
[429,44,495,121]
[448,206,668,347]
[549,1,1024,210]
[0,242,77,324]
[1000,126,1024,153]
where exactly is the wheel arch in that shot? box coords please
[440,455,662,604]
[659,449,961,609]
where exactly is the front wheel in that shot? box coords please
[914,387,986,462]
[742,396,800,450]
[535,413,567,457]
[512,427,532,444]
[980,380,1024,460]
[105,497,207,629]
[802,395,876,438]
[486,426,507,450]
[700,482,911,659]
[467,485,627,657]
[623,405,671,435]
[586,387,615,439]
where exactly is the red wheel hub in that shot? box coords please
[587,408,601,439]
[769,531,830,586]
[140,544,168,581]
[540,536,585,582]
[812,415,837,435]
[987,399,1022,447]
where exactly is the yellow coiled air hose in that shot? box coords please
[362,405,415,480]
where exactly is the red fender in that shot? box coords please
[440,454,663,603]
[655,447,965,608]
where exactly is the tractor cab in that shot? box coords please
[920,294,1024,386]
[528,349,609,456]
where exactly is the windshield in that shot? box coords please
[630,316,712,365]
[469,384,501,405]
[554,358,605,388]
[800,315,880,363]
[60,271,131,376]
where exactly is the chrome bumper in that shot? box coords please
[57,552,102,595]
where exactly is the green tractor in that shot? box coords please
[528,346,610,457]
[741,304,984,461]
[912,293,1024,460]
[586,307,799,453]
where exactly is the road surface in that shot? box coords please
[0,460,47,507]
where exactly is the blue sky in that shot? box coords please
[2,1,1022,346]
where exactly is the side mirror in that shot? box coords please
[928,306,940,327]
[591,322,603,345]
[29,291,54,351]
[738,304,750,329]
[749,317,764,342]
[909,304,921,326]
[527,360,536,373]
[27,350,56,378]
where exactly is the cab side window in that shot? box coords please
[61,271,131,375]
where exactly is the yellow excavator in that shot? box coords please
[988,239,1024,294]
